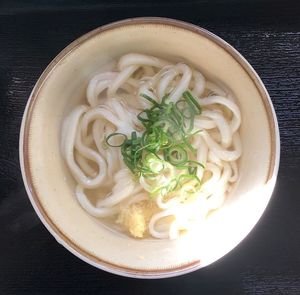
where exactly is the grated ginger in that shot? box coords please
[116,201,157,238]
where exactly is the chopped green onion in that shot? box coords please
[164,145,188,166]
[106,90,204,196]
[182,91,202,114]
[140,93,160,107]
[105,133,127,147]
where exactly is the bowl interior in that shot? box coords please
[21,19,278,277]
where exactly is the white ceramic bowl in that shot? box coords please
[20,17,280,278]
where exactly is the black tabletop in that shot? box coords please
[0,0,300,294]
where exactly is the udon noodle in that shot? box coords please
[61,53,242,239]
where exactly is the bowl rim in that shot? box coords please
[19,17,280,279]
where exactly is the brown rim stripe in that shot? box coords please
[22,17,277,277]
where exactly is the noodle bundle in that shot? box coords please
[62,53,242,239]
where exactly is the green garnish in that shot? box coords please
[106,133,128,147]
[105,90,204,196]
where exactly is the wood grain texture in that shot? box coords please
[0,1,299,294]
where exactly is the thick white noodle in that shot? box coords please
[192,70,205,97]
[107,65,139,98]
[201,110,232,148]
[62,105,107,189]
[118,53,170,70]
[76,185,119,217]
[87,72,117,106]
[62,53,242,240]
[199,95,241,132]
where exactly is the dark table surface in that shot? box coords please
[0,0,300,294]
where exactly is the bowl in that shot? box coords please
[19,17,280,278]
